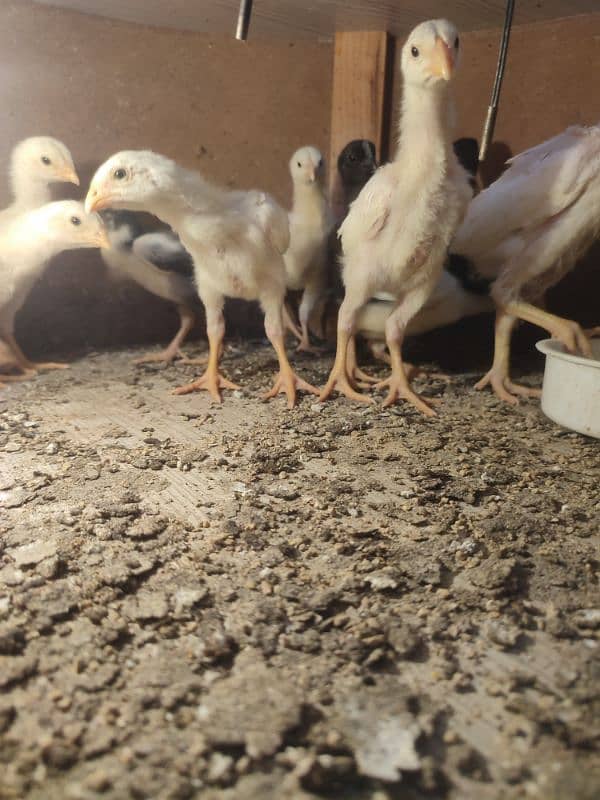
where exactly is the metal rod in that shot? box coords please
[235,0,254,41]
[479,0,516,163]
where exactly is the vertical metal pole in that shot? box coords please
[479,0,516,163]
[235,0,254,41]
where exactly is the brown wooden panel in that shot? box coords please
[34,0,600,39]
[328,31,389,214]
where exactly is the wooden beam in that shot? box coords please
[328,30,391,216]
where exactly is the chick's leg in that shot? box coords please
[262,300,319,409]
[375,289,439,416]
[346,336,379,386]
[283,302,303,343]
[0,335,32,380]
[296,274,326,354]
[474,311,539,404]
[3,332,67,372]
[319,295,374,404]
[134,305,196,365]
[173,299,239,402]
[370,341,391,366]
[505,300,591,357]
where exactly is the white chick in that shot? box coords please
[320,19,471,415]
[0,136,79,226]
[452,122,600,403]
[283,146,333,352]
[85,152,319,407]
[100,210,197,364]
[339,138,488,381]
[0,201,108,383]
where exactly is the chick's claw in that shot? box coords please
[133,349,185,365]
[474,370,540,405]
[264,369,320,409]
[173,371,240,403]
[375,376,438,416]
[319,370,375,405]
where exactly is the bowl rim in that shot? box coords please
[536,338,600,371]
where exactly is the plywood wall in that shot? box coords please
[0,1,332,355]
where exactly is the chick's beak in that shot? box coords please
[308,167,316,183]
[63,169,80,186]
[429,37,454,81]
[95,224,110,249]
[85,187,109,214]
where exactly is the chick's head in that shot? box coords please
[337,140,377,189]
[12,136,79,186]
[42,200,109,249]
[289,146,325,186]
[85,150,171,214]
[401,19,460,87]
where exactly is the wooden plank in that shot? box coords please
[328,30,390,215]
[34,1,600,40]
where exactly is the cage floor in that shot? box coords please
[1,342,598,800]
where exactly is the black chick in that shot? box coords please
[100,211,199,364]
[336,139,378,209]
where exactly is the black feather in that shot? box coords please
[446,252,491,296]
[133,233,195,278]
[337,140,378,204]
[453,138,479,177]
[100,210,146,246]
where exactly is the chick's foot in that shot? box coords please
[264,366,319,409]
[375,373,438,416]
[133,347,186,365]
[173,370,240,403]
[319,365,374,405]
[475,369,541,405]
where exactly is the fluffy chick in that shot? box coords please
[100,210,197,364]
[0,201,107,383]
[452,122,600,403]
[0,136,79,226]
[86,151,319,407]
[283,146,333,352]
[351,138,489,375]
[320,19,472,414]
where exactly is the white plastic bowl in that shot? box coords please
[536,338,600,439]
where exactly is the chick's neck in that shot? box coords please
[293,177,325,204]
[395,82,456,171]
[11,172,52,211]
[142,169,225,231]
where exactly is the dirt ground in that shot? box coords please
[0,340,598,800]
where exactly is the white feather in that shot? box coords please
[452,123,600,301]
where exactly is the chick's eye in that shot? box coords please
[455,36,460,49]
[297,162,302,168]
[41,156,51,165]
[70,216,81,226]
[411,46,419,58]
[114,168,126,180]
